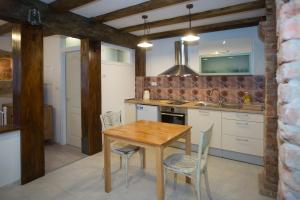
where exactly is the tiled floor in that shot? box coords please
[0,147,274,200]
[45,143,86,173]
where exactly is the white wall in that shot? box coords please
[101,43,135,121]
[0,33,12,52]
[43,38,136,144]
[146,26,264,76]
[44,36,64,144]
[0,130,20,187]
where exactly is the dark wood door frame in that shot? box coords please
[12,23,45,184]
[81,38,102,155]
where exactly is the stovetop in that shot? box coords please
[167,100,189,105]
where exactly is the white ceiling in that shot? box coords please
[39,0,265,36]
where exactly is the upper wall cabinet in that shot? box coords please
[198,38,253,75]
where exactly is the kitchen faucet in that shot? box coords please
[209,88,225,106]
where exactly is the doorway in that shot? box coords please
[43,37,85,174]
[65,50,82,148]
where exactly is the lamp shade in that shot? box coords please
[181,33,200,42]
[137,40,153,48]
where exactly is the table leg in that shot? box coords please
[156,147,164,200]
[140,147,146,169]
[104,135,111,192]
[185,130,192,184]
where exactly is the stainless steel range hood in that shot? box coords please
[159,41,199,77]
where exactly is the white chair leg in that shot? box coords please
[124,156,129,187]
[119,156,123,170]
[204,167,212,200]
[164,168,167,197]
[173,173,177,190]
[195,175,201,200]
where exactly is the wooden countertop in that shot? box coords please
[125,98,264,114]
[0,124,20,135]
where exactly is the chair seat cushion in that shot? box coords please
[163,153,204,175]
[111,141,139,154]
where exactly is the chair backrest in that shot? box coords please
[100,111,122,131]
[196,124,214,170]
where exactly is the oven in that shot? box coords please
[160,106,187,125]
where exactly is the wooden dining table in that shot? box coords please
[103,120,192,200]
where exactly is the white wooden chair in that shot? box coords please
[163,124,214,200]
[100,111,144,187]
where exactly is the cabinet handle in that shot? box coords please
[236,137,249,142]
[236,121,249,126]
[161,112,185,117]
[236,113,249,119]
[198,110,210,116]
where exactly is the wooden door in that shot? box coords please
[66,51,81,148]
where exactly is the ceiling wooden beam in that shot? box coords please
[0,0,138,48]
[0,23,12,35]
[121,0,266,33]
[50,0,95,12]
[0,49,11,58]
[92,0,191,22]
[144,16,266,40]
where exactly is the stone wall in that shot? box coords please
[259,0,279,198]
[276,0,300,199]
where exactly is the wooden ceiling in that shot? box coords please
[0,23,12,36]
[39,0,266,41]
[0,0,266,47]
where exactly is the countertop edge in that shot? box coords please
[125,99,264,114]
[0,125,20,135]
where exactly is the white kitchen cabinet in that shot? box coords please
[187,109,222,149]
[222,134,263,156]
[222,119,263,140]
[124,103,136,124]
[221,111,264,156]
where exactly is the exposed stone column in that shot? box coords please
[259,0,279,198]
[276,0,300,199]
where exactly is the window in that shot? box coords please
[65,37,80,48]
[101,45,131,64]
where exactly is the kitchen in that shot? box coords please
[0,1,299,200]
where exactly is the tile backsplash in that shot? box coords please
[135,75,265,104]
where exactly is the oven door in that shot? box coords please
[160,112,185,125]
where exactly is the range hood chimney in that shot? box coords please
[159,41,199,77]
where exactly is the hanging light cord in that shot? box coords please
[142,15,150,36]
[189,7,191,30]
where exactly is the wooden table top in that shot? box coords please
[103,120,191,146]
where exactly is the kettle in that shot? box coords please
[143,89,150,100]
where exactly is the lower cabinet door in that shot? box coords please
[187,109,222,149]
[222,134,263,156]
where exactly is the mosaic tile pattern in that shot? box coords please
[135,75,265,104]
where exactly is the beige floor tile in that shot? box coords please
[0,147,274,200]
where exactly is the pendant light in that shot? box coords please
[137,15,153,48]
[181,4,200,42]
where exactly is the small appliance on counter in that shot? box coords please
[143,89,150,100]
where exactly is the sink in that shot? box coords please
[195,101,220,108]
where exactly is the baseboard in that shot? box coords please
[170,141,263,166]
